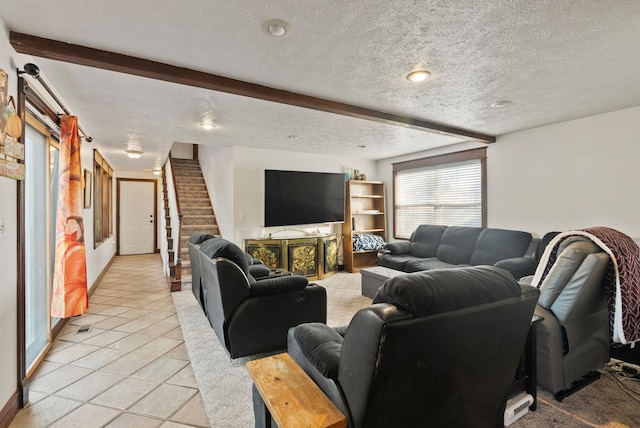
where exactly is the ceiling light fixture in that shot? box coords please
[153,169,162,176]
[126,149,143,159]
[406,70,431,82]
[200,122,216,130]
[490,100,513,108]
[264,19,291,37]
[269,24,286,36]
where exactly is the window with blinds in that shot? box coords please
[393,148,486,239]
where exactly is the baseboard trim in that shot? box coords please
[0,390,20,428]
[90,253,116,294]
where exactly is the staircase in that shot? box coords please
[171,158,219,282]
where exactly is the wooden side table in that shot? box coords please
[247,353,346,428]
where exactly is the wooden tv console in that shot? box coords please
[245,234,338,281]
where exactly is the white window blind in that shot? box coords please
[393,150,485,239]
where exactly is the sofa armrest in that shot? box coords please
[288,323,344,379]
[384,241,411,255]
[519,275,534,286]
[249,274,309,297]
[377,248,391,257]
[494,256,538,280]
[249,263,272,279]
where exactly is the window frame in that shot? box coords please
[392,147,487,240]
[93,149,113,248]
[23,114,60,375]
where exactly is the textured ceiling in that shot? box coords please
[1,1,639,171]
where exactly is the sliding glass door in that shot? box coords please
[24,116,59,373]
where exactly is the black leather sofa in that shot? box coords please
[194,237,327,358]
[378,224,537,279]
[255,266,540,427]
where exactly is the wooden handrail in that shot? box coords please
[168,153,181,217]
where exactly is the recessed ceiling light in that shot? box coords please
[152,169,162,176]
[126,149,143,159]
[264,19,291,37]
[490,100,513,108]
[406,70,431,82]
[287,135,299,140]
[200,122,216,130]
[269,24,286,36]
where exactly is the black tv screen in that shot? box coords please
[264,170,345,227]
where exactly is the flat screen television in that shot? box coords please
[264,169,345,227]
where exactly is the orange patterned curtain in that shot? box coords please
[51,115,88,318]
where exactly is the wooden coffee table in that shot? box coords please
[360,266,406,298]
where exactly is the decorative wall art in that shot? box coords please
[0,70,26,180]
[0,158,25,180]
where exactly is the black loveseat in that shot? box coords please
[378,225,537,279]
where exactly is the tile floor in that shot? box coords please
[10,254,210,428]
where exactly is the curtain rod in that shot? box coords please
[35,75,93,142]
[18,63,93,142]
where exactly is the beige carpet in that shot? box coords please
[173,272,640,427]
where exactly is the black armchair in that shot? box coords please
[278,266,539,428]
[198,237,327,358]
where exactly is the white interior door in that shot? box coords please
[120,180,155,255]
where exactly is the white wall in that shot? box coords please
[0,174,17,408]
[81,149,119,289]
[170,142,193,159]
[198,145,234,239]
[488,106,640,239]
[0,17,21,411]
[377,106,640,241]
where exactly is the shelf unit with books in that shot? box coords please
[342,180,386,273]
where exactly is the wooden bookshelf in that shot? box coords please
[342,180,386,273]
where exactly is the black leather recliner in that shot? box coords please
[274,266,539,428]
[521,235,610,397]
[198,237,327,358]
